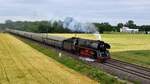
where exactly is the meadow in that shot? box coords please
[49,33,150,68]
[0,33,98,84]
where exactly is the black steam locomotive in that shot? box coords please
[7,29,111,62]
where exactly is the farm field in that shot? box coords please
[0,33,98,84]
[49,33,150,68]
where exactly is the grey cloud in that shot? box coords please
[0,0,150,25]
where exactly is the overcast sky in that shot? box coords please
[0,0,150,25]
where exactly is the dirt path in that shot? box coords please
[0,33,98,84]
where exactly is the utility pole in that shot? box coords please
[47,26,49,40]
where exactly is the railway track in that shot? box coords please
[102,59,150,83]
[108,59,150,76]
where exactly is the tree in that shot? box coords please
[94,22,113,33]
[38,24,49,33]
[125,20,137,29]
[5,20,14,28]
[117,23,124,28]
[140,25,150,32]
[5,20,13,24]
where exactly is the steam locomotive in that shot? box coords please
[7,29,111,62]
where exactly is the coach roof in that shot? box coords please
[47,35,67,41]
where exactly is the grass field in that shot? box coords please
[49,33,150,68]
[0,33,98,84]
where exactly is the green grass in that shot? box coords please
[18,34,125,84]
[49,33,150,68]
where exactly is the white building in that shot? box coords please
[147,31,150,34]
[120,27,139,33]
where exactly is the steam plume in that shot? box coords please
[50,17,102,40]
[63,17,102,40]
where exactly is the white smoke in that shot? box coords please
[50,17,102,40]
[63,17,102,40]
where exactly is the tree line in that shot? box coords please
[0,20,150,33]
[1,20,71,33]
[94,20,150,33]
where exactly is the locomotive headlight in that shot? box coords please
[99,44,104,48]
